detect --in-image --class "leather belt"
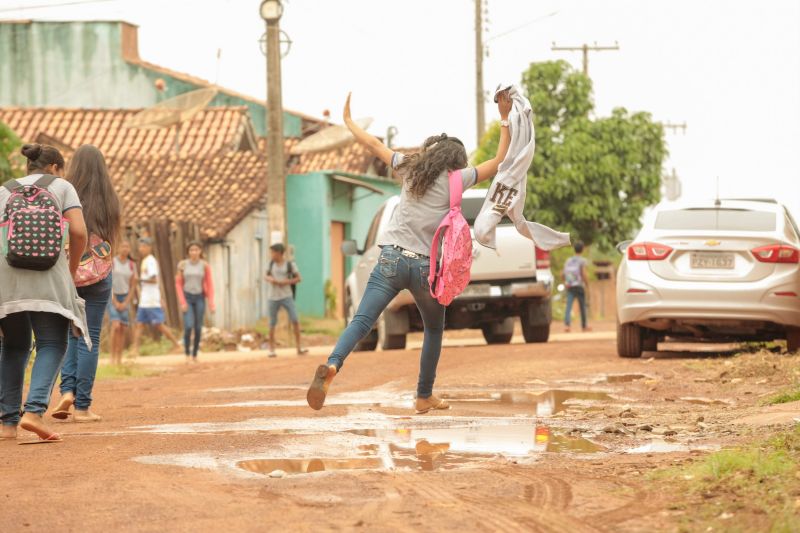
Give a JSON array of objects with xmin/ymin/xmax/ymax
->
[{"xmin": 383, "ymin": 245, "xmax": 429, "ymax": 259}]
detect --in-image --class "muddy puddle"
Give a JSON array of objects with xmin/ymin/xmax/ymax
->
[{"xmin": 439, "ymin": 390, "xmax": 612, "ymax": 416}]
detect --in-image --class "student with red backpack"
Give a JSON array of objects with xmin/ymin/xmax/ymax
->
[
  {"xmin": 0, "ymin": 143, "xmax": 89, "ymax": 443},
  {"xmin": 307, "ymin": 91, "xmax": 513, "ymax": 414}
]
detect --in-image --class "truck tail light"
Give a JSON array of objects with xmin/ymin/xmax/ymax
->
[
  {"xmin": 627, "ymin": 242, "xmax": 673, "ymax": 261},
  {"xmin": 535, "ymin": 248, "xmax": 550, "ymax": 269},
  {"xmin": 751, "ymin": 244, "xmax": 800, "ymax": 264}
]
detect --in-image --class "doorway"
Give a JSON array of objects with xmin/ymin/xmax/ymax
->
[{"xmin": 330, "ymin": 222, "xmax": 346, "ymax": 319}]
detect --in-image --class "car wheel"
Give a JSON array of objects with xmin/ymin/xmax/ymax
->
[
  {"xmin": 521, "ymin": 321, "xmax": 550, "ymax": 343},
  {"xmin": 346, "ymin": 292, "xmax": 377, "ymax": 352},
  {"xmin": 378, "ymin": 314, "xmax": 406, "ymax": 350},
  {"xmin": 482, "ymin": 318, "xmax": 514, "ymax": 345},
  {"xmin": 617, "ymin": 321, "xmax": 643, "ymax": 358},
  {"xmin": 787, "ymin": 327, "xmax": 800, "ymax": 353}
]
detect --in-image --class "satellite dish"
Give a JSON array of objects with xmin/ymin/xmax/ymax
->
[
  {"xmin": 125, "ymin": 88, "xmax": 218, "ymax": 129},
  {"xmin": 290, "ymin": 117, "xmax": 373, "ymax": 155}
]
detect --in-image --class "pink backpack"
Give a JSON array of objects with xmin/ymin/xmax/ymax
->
[{"xmin": 428, "ymin": 170, "xmax": 473, "ymax": 306}]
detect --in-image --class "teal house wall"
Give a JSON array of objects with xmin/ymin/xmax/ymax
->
[
  {"xmin": 287, "ymin": 172, "xmax": 400, "ymax": 317},
  {"xmin": 0, "ymin": 20, "xmax": 302, "ymax": 137}
]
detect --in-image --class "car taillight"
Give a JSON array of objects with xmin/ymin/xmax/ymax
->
[
  {"xmin": 535, "ymin": 248, "xmax": 550, "ymax": 269},
  {"xmin": 627, "ymin": 242, "xmax": 673, "ymax": 261},
  {"xmin": 751, "ymin": 245, "xmax": 800, "ymax": 264}
]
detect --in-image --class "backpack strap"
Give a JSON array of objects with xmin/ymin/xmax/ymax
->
[
  {"xmin": 447, "ymin": 170, "xmax": 464, "ymax": 210},
  {"xmin": 2, "ymin": 179, "xmax": 22, "ymax": 193},
  {"xmin": 34, "ymin": 175, "xmax": 57, "ymax": 189},
  {"xmin": 268, "ymin": 261, "xmax": 274, "ymax": 276},
  {"xmin": 287, "ymin": 260, "xmax": 294, "ymax": 276}
]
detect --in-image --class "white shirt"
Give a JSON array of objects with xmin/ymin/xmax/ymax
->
[{"xmin": 139, "ymin": 255, "xmax": 162, "ymax": 308}]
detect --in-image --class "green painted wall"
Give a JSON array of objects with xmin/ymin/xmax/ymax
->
[
  {"xmin": 287, "ymin": 172, "xmax": 400, "ymax": 317},
  {"xmin": 0, "ymin": 20, "xmax": 300, "ymax": 137}
]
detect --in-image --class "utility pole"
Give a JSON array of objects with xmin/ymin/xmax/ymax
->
[
  {"xmin": 474, "ymin": 0, "xmax": 485, "ymax": 146},
  {"xmin": 260, "ymin": 0, "xmax": 286, "ymax": 246},
  {"xmin": 551, "ymin": 41, "xmax": 619, "ymax": 77},
  {"xmin": 661, "ymin": 121, "xmax": 687, "ymax": 135},
  {"xmin": 660, "ymin": 121, "xmax": 687, "ymax": 201}
]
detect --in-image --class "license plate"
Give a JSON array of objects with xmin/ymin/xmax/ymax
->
[
  {"xmin": 461, "ymin": 284, "xmax": 491, "ymax": 298},
  {"xmin": 690, "ymin": 252, "xmax": 735, "ymax": 269}
]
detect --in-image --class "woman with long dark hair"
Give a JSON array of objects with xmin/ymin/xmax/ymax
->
[
  {"xmin": 0, "ymin": 143, "xmax": 89, "ymax": 442},
  {"xmin": 52, "ymin": 144, "xmax": 120, "ymax": 423},
  {"xmin": 175, "ymin": 241, "xmax": 215, "ymax": 362},
  {"xmin": 307, "ymin": 92, "xmax": 512, "ymax": 414}
]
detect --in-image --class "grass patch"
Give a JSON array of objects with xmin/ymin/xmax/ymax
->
[
  {"xmin": 134, "ymin": 336, "xmax": 176, "ymax": 357},
  {"xmin": 653, "ymin": 426, "xmax": 800, "ymax": 531},
  {"xmin": 764, "ymin": 385, "xmax": 800, "ymax": 406},
  {"xmin": 95, "ymin": 363, "xmax": 158, "ymax": 380}
]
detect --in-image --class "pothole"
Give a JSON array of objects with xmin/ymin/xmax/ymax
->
[{"xmin": 439, "ymin": 390, "xmax": 613, "ymax": 416}]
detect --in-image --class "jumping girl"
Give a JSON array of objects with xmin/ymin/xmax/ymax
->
[{"xmin": 307, "ymin": 91, "xmax": 512, "ymax": 414}]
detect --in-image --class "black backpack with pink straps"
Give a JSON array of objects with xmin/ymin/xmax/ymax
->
[{"xmin": 1, "ymin": 175, "xmax": 66, "ymax": 271}]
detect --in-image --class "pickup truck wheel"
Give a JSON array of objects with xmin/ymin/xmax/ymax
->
[
  {"xmin": 787, "ymin": 328, "xmax": 800, "ymax": 353},
  {"xmin": 378, "ymin": 315, "xmax": 406, "ymax": 351},
  {"xmin": 521, "ymin": 322, "xmax": 550, "ymax": 343},
  {"xmin": 346, "ymin": 292, "xmax": 377, "ymax": 352},
  {"xmin": 617, "ymin": 321, "xmax": 643, "ymax": 358},
  {"xmin": 482, "ymin": 318, "xmax": 514, "ymax": 345}
]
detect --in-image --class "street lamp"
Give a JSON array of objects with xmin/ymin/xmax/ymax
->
[{"xmin": 260, "ymin": 0, "xmax": 286, "ymax": 246}]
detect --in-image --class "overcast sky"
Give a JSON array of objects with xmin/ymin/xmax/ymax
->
[{"xmin": 3, "ymin": 0, "xmax": 799, "ymax": 217}]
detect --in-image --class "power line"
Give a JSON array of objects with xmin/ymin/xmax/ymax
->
[
  {"xmin": 485, "ymin": 10, "xmax": 559, "ymax": 43},
  {"xmin": 551, "ymin": 41, "xmax": 620, "ymax": 77},
  {"xmin": 0, "ymin": 0, "xmax": 119, "ymax": 14}
]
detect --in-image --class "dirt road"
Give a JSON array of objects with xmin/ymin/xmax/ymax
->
[{"xmin": 2, "ymin": 328, "xmax": 798, "ymax": 532}]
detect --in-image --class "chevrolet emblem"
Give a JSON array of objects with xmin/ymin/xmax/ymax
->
[{"xmin": 705, "ymin": 240, "xmax": 721, "ymax": 246}]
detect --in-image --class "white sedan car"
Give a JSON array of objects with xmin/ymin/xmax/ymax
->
[{"xmin": 616, "ymin": 199, "xmax": 800, "ymax": 357}]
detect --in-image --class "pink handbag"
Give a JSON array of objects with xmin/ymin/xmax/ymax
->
[
  {"xmin": 74, "ymin": 233, "xmax": 112, "ymax": 287},
  {"xmin": 428, "ymin": 170, "xmax": 473, "ymax": 306}
]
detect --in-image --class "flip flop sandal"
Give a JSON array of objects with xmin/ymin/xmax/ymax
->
[
  {"xmin": 307, "ymin": 364, "xmax": 331, "ymax": 411},
  {"xmin": 415, "ymin": 398, "xmax": 450, "ymax": 415},
  {"xmin": 267, "ymin": 351, "xmax": 278, "ymax": 358},
  {"xmin": 297, "ymin": 348, "xmax": 309, "ymax": 355},
  {"xmin": 51, "ymin": 410, "xmax": 71, "ymax": 420},
  {"xmin": 18, "ymin": 433, "xmax": 62, "ymax": 445}
]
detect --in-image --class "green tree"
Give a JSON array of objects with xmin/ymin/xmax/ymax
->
[
  {"xmin": 474, "ymin": 60, "xmax": 666, "ymax": 251},
  {"xmin": 0, "ymin": 120, "xmax": 22, "ymax": 183}
]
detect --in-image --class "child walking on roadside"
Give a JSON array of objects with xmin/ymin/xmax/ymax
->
[
  {"xmin": 53, "ymin": 144, "xmax": 121, "ymax": 423},
  {"xmin": 176, "ymin": 241, "xmax": 215, "ymax": 362},
  {"xmin": 265, "ymin": 243, "xmax": 307, "ymax": 357},
  {"xmin": 306, "ymin": 91, "xmax": 513, "ymax": 414},
  {"xmin": 563, "ymin": 240, "xmax": 591, "ymax": 333},
  {"xmin": 108, "ymin": 240, "xmax": 137, "ymax": 365},
  {"xmin": 132, "ymin": 238, "xmax": 180, "ymax": 355},
  {"xmin": 0, "ymin": 144, "xmax": 89, "ymax": 443}
]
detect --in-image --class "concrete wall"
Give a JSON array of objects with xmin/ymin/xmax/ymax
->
[
  {"xmin": 287, "ymin": 172, "xmax": 400, "ymax": 317},
  {"xmin": 206, "ymin": 209, "xmax": 270, "ymax": 329},
  {"xmin": 0, "ymin": 20, "xmax": 299, "ymax": 137}
]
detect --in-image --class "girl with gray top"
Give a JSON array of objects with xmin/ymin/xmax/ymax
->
[
  {"xmin": 307, "ymin": 92, "xmax": 513, "ymax": 414},
  {"xmin": 176, "ymin": 241, "xmax": 215, "ymax": 361},
  {"xmin": 0, "ymin": 144, "xmax": 89, "ymax": 443},
  {"xmin": 108, "ymin": 237, "xmax": 137, "ymax": 365}
]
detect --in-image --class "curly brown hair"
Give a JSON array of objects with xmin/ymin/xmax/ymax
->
[{"xmin": 396, "ymin": 133, "xmax": 468, "ymax": 199}]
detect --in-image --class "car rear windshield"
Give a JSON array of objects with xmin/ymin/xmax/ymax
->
[
  {"xmin": 655, "ymin": 209, "xmax": 776, "ymax": 231},
  {"xmin": 461, "ymin": 196, "xmax": 513, "ymax": 226}
]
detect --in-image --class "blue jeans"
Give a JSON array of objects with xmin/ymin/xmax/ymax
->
[
  {"xmin": 268, "ymin": 297, "xmax": 299, "ymax": 327},
  {"xmin": 60, "ymin": 275, "xmax": 112, "ymax": 410},
  {"xmin": 328, "ymin": 246, "xmax": 445, "ymax": 398},
  {"xmin": 565, "ymin": 286, "xmax": 587, "ymax": 329},
  {"xmin": 0, "ymin": 312, "xmax": 69, "ymax": 426},
  {"xmin": 183, "ymin": 293, "xmax": 206, "ymax": 357}
]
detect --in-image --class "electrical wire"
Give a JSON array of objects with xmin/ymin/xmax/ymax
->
[
  {"xmin": 485, "ymin": 10, "xmax": 559, "ymax": 43},
  {"xmin": 0, "ymin": 0, "xmax": 120, "ymax": 14}
]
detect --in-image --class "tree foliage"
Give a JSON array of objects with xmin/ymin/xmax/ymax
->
[
  {"xmin": 0, "ymin": 120, "xmax": 22, "ymax": 183},
  {"xmin": 474, "ymin": 60, "xmax": 666, "ymax": 251}
]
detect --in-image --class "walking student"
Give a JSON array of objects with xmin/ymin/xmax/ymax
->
[
  {"xmin": 175, "ymin": 241, "xmax": 215, "ymax": 362},
  {"xmin": 0, "ymin": 143, "xmax": 89, "ymax": 442},
  {"xmin": 53, "ymin": 145, "xmax": 120, "ymax": 423},
  {"xmin": 108, "ymin": 239, "xmax": 137, "ymax": 365},
  {"xmin": 306, "ymin": 91, "xmax": 513, "ymax": 414},
  {"xmin": 563, "ymin": 240, "xmax": 591, "ymax": 333},
  {"xmin": 265, "ymin": 243, "xmax": 307, "ymax": 357},
  {"xmin": 132, "ymin": 237, "xmax": 180, "ymax": 354}
]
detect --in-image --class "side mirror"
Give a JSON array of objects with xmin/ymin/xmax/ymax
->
[
  {"xmin": 341, "ymin": 240, "xmax": 362, "ymax": 256},
  {"xmin": 616, "ymin": 240, "xmax": 632, "ymax": 254}
]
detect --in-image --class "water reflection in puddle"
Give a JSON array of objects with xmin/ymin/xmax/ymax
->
[
  {"xmin": 439, "ymin": 390, "xmax": 612, "ymax": 416},
  {"xmin": 238, "ymin": 457, "xmax": 387, "ymax": 475}
]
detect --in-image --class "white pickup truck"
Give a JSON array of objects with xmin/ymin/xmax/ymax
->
[{"xmin": 342, "ymin": 188, "xmax": 554, "ymax": 350}]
